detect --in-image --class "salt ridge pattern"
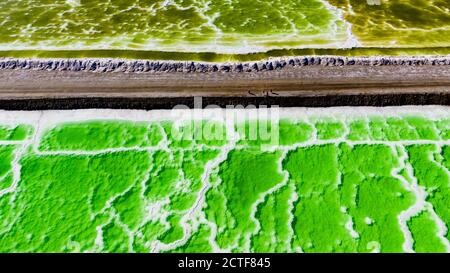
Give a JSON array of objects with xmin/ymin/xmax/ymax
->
[
  {"xmin": 0, "ymin": 0, "xmax": 448, "ymax": 54},
  {"xmin": 0, "ymin": 107, "xmax": 450, "ymax": 252}
]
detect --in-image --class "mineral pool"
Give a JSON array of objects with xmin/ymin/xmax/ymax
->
[
  {"xmin": 0, "ymin": 0, "xmax": 449, "ymax": 57},
  {"xmin": 0, "ymin": 106, "xmax": 450, "ymax": 253}
]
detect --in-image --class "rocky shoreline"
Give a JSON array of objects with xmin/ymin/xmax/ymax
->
[{"xmin": 1, "ymin": 56, "xmax": 450, "ymax": 73}]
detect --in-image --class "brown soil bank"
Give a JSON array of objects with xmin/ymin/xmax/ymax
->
[{"xmin": 0, "ymin": 56, "xmax": 449, "ymax": 109}]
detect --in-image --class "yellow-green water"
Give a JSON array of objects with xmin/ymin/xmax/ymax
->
[{"xmin": 0, "ymin": 0, "xmax": 449, "ymax": 60}]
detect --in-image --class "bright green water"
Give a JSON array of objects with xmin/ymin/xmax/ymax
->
[
  {"xmin": 0, "ymin": 0, "xmax": 448, "ymax": 59},
  {"xmin": 1, "ymin": 108, "xmax": 450, "ymax": 252}
]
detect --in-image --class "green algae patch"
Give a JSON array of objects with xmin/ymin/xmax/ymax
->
[
  {"xmin": 436, "ymin": 119, "xmax": 450, "ymax": 140},
  {"xmin": 158, "ymin": 214, "xmax": 185, "ymax": 245},
  {"xmin": 169, "ymin": 225, "xmax": 213, "ymax": 253},
  {"xmin": 285, "ymin": 144, "xmax": 358, "ymax": 252},
  {"xmin": 346, "ymin": 116, "xmax": 444, "ymax": 141},
  {"xmin": 404, "ymin": 117, "xmax": 440, "ymax": 140},
  {"xmin": 102, "ymin": 220, "xmax": 131, "ymax": 253},
  {"xmin": 278, "ymin": 120, "xmax": 313, "ymax": 145},
  {"xmin": 0, "ymin": 125, "xmax": 33, "ymax": 141},
  {"xmin": 0, "ymin": 145, "xmax": 16, "ymax": 176},
  {"xmin": 162, "ymin": 121, "xmax": 228, "ymax": 148},
  {"xmin": 39, "ymin": 121, "xmax": 163, "ymax": 151},
  {"xmin": 347, "ymin": 119, "xmax": 371, "ymax": 141},
  {"xmin": 0, "ymin": 145, "xmax": 17, "ymax": 191},
  {"xmin": 315, "ymin": 120, "xmax": 346, "ymax": 140},
  {"xmin": 408, "ymin": 210, "xmax": 447, "ymax": 253},
  {"xmin": 0, "ymin": 151, "xmax": 151, "ymax": 252},
  {"xmin": 338, "ymin": 144, "xmax": 415, "ymax": 253},
  {"xmin": 207, "ymin": 149, "xmax": 284, "ymax": 251},
  {"xmin": 407, "ymin": 145, "xmax": 450, "ymax": 241},
  {"xmin": 236, "ymin": 120, "xmax": 282, "ymax": 148},
  {"xmin": 251, "ymin": 182, "xmax": 295, "ymax": 252},
  {"xmin": 385, "ymin": 118, "xmax": 420, "ymax": 140}
]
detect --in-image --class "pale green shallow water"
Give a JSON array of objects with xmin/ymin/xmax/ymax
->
[{"xmin": 0, "ymin": 0, "xmax": 449, "ymax": 60}]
